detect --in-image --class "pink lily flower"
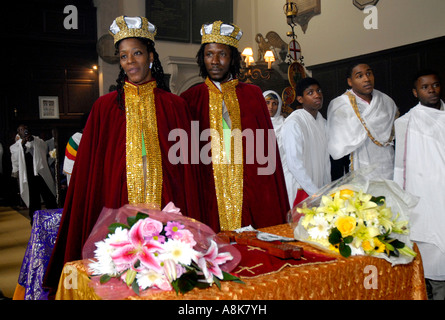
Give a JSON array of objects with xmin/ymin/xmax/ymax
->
[
  {"xmin": 195, "ymin": 240, "xmax": 233, "ymax": 283},
  {"xmin": 111, "ymin": 219, "xmax": 164, "ymax": 273}
]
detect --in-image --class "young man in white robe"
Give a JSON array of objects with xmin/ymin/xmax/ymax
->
[
  {"xmin": 394, "ymin": 70, "xmax": 445, "ymax": 300},
  {"xmin": 327, "ymin": 63, "xmax": 398, "ymax": 180},
  {"xmin": 10, "ymin": 125, "xmax": 57, "ymax": 223},
  {"xmin": 281, "ymin": 78, "xmax": 331, "ymax": 208}
]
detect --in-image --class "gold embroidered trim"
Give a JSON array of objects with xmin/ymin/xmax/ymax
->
[
  {"xmin": 124, "ymin": 81, "xmax": 162, "ymax": 207},
  {"xmin": 206, "ymin": 78, "xmax": 244, "ymax": 231},
  {"xmin": 345, "ymin": 91, "xmax": 395, "ymax": 148}
]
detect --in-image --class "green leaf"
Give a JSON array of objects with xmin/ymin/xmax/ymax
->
[
  {"xmin": 171, "ymin": 280, "xmax": 180, "ymax": 294},
  {"xmin": 214, "ymin": 276, "xmax": 222, "ymax": 290},
  {"xmin": 343, "ymin": 236, "xmax": 354, "ymax": 244},
  {"xmin": 385, "ymin": 242, "xmax": 395, "ymax": 252},
  {"xmin": 371, "ymin": 196, "xmax": 386, "ymax": 205},
  {"xmin": 131, "ymin": 279, "xmax": 140, "ymax": 296},
  {"xmin": 390, "ymin": 248, "xmax": 400, "ymax": 257},
  {"xmin": 108, "ymin": 222, "xmax": 129, "ymax": 234},
  {"xmin": 329, "ymin": 228, "xmax": 342, "ymax": 245},
  {"xmin": 100, "ymin": 274, "xmax": 112, "ymax": 284},
  {"xmin": 391, "ymin": 239, "xmax": 406, "ymax": 249},
  {"xmin": 126, "ymin": 212, "xmax": 148, "ymax": 227},
  {"xmin": 222, "ymin": 271, "xmax": 244, "ymax": 283},
  {"xmin": 176, "ymin": 271, "xmax": 199, "ymax": 294},
  {"xmin": 339, "ymin": 242, "xmax": 351, "ymax": 258}
]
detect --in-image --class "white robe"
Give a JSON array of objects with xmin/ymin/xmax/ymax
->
[
  {"xmin": 263, "ymin": 90, "xmax": 286, "ymax": 171},
  {"xmin": 282, "ymin": 109, "xmax": 331, "ymax": 207},
  {"xmin": 10, "ymin": 136, "xmax": 56, "ymax": 208},
  {"xmin": 394, "ymin": 101, "xmax": 445, "ymax": 280},
  {"xmin": 327, "ymin": 89, "xmax": 398, "ymax": 180}
]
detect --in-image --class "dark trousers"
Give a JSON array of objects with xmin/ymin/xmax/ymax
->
[
  {"xmin": 24, "ymin": 151, "xmax": 57, "ymax": 224},
  {"xmin": 27, "ymin": 173, "xmax": 58, "ymax": 224}
]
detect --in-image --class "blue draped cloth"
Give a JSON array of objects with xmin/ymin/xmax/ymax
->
[{"xmin": 18, "ymin": 209, "xmax": 62, "ymax": 300}]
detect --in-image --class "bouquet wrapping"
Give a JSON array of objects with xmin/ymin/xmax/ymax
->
[
  {"xmin": 289, "ymin": 169, "xmax": 419, "ymax": 266},
  {"xmin": 82, "ymin": 202, "xmax": 242, "ymax": 299}
]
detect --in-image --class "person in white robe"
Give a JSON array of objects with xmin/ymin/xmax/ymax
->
[
  {"xmin": 394, "ymin": 70, "xmax": 445, "ymax": 300},
  {"xmin": 10, "ymin": 125, "xmax": 57, "ymax": 223},
  {"xmin": 263, "ymin": 90, "xmax": 286, "ymax": 170},
  {"xmin": 282, "ymin": 78, "xmax": 331, "ymax": 208},
  {"xmin": 327, "ymin": 63, "xmax": 398, "ymax": 181}
]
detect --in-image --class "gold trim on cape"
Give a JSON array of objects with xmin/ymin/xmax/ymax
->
[
  {"xmin": 206, "ymin": 78, "xmax": 243, "ymax": 231},
  {"xmin": 124, "ymin": 81, "xmax": 163, "ymax": 207}
]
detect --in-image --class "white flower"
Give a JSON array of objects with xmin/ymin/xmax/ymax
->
[
  {"xmin": 136, "ymin": 269, "xmax": 170, "ymax": 290},
  {"xmin": 89, "ymin": 227, "xmax": 130, "ymax": 275},
  {"xmin": 106, "ymin": 227, "xmax": 129, "ymax": 245},
  {"xmin": 89, "ymin": 241, "xmax": 117, "ymax": 275},
  {"xmin": 307, "ymin": 214, "xmax": 330, "ymax": 240},
  {"xmin": 160, "ymin": 239, "xmax": 197, "ymax": 266}
]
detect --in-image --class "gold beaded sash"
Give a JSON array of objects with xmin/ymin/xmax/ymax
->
[
  {"xmin": 206, "ymin": 78, "xmax": 244, "ymax": 231},
  {"xmin": 345, "ymin": 91, "xmax": 395, "ymax": 148},
  {"xmin": 124, "ymin": 81, "xmax": 163, "ymax": 207}
]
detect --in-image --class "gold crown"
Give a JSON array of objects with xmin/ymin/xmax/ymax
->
[
  {"xmin": 201, "ymin": 21, "xmax": 243, "ymax": 48},
  {"xmin": 109, "ymin": 16, "xmax": 157, "ymax": 44}
]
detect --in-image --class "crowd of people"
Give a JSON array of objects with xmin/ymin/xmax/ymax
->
[
  {"xmin": 4, "ymin": 15, "xmax": 441, "ymax": 300},
  {"xmin": 272, "ymin": 67, "xmax": 444, "ymax": 300}
]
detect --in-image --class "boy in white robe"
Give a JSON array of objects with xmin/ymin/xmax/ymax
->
[
  {"xmin": 327, "ymin": 63, "xmax": 398, "ymax": 180},
  {"xmin": 394, "ymin": 70, "xmax": 445, "ymax": 300},
  {"xmin": 282, "ymin": 78, "xmax": 331, "ymax": 208}
]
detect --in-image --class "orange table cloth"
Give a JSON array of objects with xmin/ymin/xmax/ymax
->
[{"xmin": 55, "ymin": 224, "xmax": 427, "ymax": 300}]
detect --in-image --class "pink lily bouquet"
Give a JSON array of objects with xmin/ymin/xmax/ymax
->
[{"xmin": 86, "ymin": 203, "xmax": 242, "ymax": 297}]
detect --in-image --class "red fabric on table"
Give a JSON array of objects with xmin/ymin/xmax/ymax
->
[{"xmin": 232, "ymin": 243, "xmax": 337, "ymax": 278}]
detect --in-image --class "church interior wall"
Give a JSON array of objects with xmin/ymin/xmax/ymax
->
[{"xmin": 95, "ymin": 0, "xmax": 445, "ymax": 95}]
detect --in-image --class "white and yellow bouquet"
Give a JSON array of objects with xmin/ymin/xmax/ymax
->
[{"xmin": 290, "ymin": 170, "xmax": 419, "ymax": 265}]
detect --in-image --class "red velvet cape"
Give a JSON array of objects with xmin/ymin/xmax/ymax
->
[
  {"xmin": 181, "ymin": 81, "xmax": 290, "ymax": 232},
  {"xmin": 44, "ymin": 85, "xmax": 201, "ymax": 293}
]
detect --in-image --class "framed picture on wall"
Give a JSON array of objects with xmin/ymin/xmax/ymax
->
[
  {"xmin": 191, "ymin": 0, "xmax": 233, "ymax": 44},
  {"xmin": 39, "ymin": 96, "xmax": 59, "ymax": 119},
  {"xmin": 146, "ymin": 0, "xmax": 191, "ymax": 42},
  {"xmin": 145, "ymin": 0, "xmax": 233, "ymax": 44}
]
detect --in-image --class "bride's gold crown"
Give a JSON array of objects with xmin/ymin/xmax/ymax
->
[{"xmin": 109, "ymin": 16, "xmax": 157, "ymax": 44}]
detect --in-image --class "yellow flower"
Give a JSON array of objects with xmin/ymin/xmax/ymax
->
[
  {"xmin": 373, "ymin": 238, "xmax": 386, "ymax": 254},
  {"xmin": 335, "ymin": 216, "xmax": 357, "ymax": 237},
  {"xmin": 329, "ymin": 244, "xmax": 340, "ymax": 253},
  {"xmin": 362, "ymin": 238, "xmax": 386, "ymax": 255},
  {"xmin": 377, "ymin": 204, "xmax": 394, "ymax": 232},
  {"xmin": 392, "ymin": 213, "xmax": 409, "ymax": 235},
  {"xmin": 339, "ymin": 189, "xmax": 355, "ymax": 200},
  {"xmin": 353, "ymin": 223, "xmax": 379, "ymax": 248},
  {"xmin": 362, "ymin": 240, "xmax": 373, "ymax": 252},
  {"xmin": 348, "ymin": 191, "xmax": 377, "ymax": 216},
  {"xmin": 297, "ymin": 203, "xmax": 317, "ymax": 229},
  {"xmin": 317, "ymin": 192, "xmax": 345, "ymax": 221}
]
